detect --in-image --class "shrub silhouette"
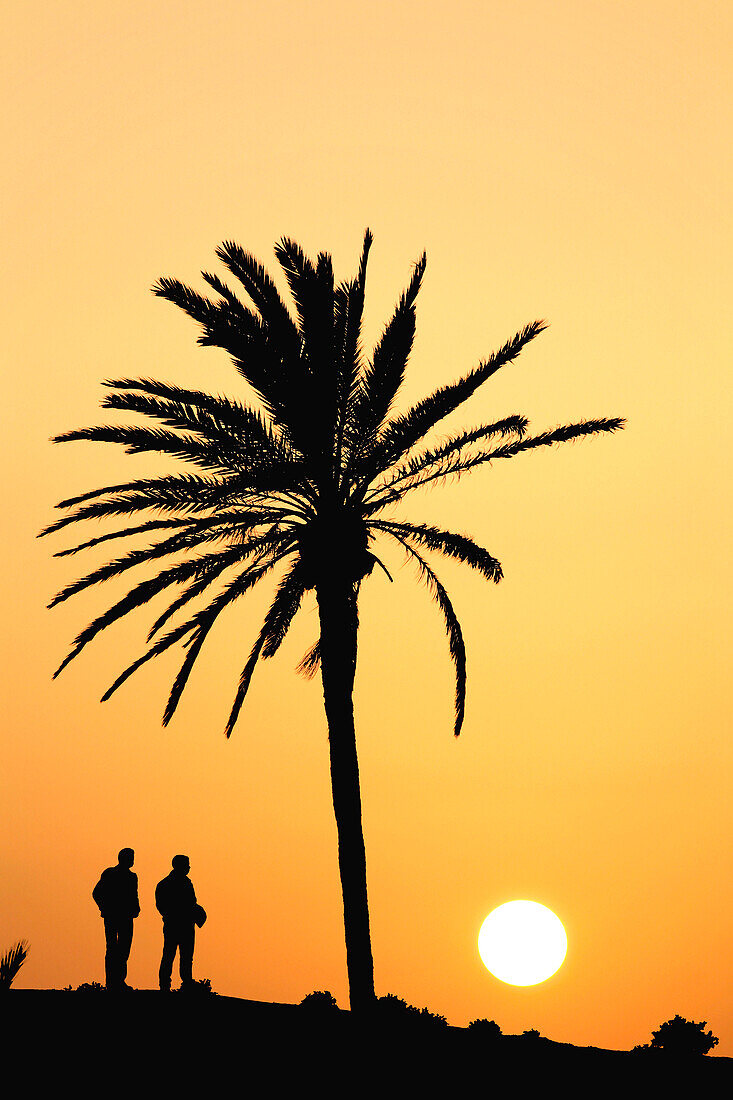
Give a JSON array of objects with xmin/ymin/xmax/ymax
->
[
  {"xmin": 373, "ymin": 994, "xmax": 448, "ymax": 1030},
  {"xmin": 414, "ymin": 1006, "xmax": 448, "ymax": 1029},
  {"xmin": 175, "ymin": 977, "xmax": 216, "ymax": 995},
  {"xmin": 64, "ymin": 981, "xmax": 106, "ymax": 993},
  {"xmin": 468, "ymin": 1018, "xmax": 502, "ymax": 1041},
  {"xmin": 645, "ymin": 1015, "xmax": 719, "ymax": 1056},
  {"xmin": 0, "ymin": 941, "xmax": 29, "ymax": 989},
  {"xmin": 299, "ymin": 990, "xmax": 340, "ymax": 1012}
]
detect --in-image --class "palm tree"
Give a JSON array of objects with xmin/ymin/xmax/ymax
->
[
  {"xmin": 0, "ymin": 940, "xmax": 29, "ymax": 989},
  {"xmin": 41, "ymin": 231, "xmax": 623, "ymax": 1011}
]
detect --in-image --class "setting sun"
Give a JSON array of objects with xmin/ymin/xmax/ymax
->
[{"xmin": 478, "ymin": 901, "xmax": 568, "ymax": 987}]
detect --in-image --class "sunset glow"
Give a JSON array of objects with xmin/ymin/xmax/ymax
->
[{"xmin": 2, "ymin": 0, "xmax": 731, "ymax": 1056}]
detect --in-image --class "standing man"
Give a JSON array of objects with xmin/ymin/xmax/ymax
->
[
  {"xmin": 155, "ymin": 854, "xmax": 203, "ymax": 992},
  {"xmin": 92, "ymin": 847, "xmax": 140, "ymax": 990}
]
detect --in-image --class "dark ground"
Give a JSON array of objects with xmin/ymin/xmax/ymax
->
[{"xmin": 5, "ymin": 990, "xmax": 731, "ymax": 1091}]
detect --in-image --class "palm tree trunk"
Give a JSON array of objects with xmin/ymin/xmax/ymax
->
[{"xmin": 316, "ymin": 575, "xmax": 375, "ymax": 1012}]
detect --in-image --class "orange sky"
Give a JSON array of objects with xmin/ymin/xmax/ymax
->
[{"xmin": 2, "ymin": 0, "xmax": 731, "ymax": 1053}]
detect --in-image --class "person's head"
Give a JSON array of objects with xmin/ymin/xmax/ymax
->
[
  {"xmin": 172, "ymin": 854, "xmax": 190, "ymax": 875},
  {"xmin": 118, "ymin": 848, "xmax": 134, "ymax": 868}
]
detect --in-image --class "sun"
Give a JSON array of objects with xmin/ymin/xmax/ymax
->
[{"xmin": 478, "ymin": 900, "xmax": 567, "ymax": 986}]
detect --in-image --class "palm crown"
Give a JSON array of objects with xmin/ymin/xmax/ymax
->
[
  {"xmin": 43, "ymin": 231, "xmax": 622, "ymax": 1010},
  {"xmin": 42, "ymin": 230, "xmax": 622, "ymax": 738}
]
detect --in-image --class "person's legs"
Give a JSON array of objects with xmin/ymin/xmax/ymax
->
[
  {"xmin": 178, "ymin": 925, "xmax": 195, "ymax": 986},
  {"xmin": 117, "ymin": 918, "xmax": 134, "ymax": 985},
  {"xmin": 103, "ymin": 917, "xmax": 120, "ymax": 989},
  {"xmin": 159, "ymin": 926, "xmax": 177, "ymax": 991}
]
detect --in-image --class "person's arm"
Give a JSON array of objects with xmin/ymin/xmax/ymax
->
[
  {"xmin": 92, "ymin": 870, "xmax": 107, "ymax": 913},
  {"xmin": 155, "ymin": 880, "xmax": 167, "ymax": 919},
  {"xmin": 132, "ymin": 872, "xmax": 140, "ymax": 917}
]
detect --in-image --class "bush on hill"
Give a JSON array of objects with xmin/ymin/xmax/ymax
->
[
  {"xmin": 299, "ymin": 990, "xmax": 340, "ymax": 1012},
  {"xmin": 634, "ymin": 1015, "xmax": 719, "ymax": 1056},
  {"xmin": 467, "ymin": 1018, "xmax": 502, "ymax": 1041},
  {"xmin": 373, "ymin": 994, "xmax": 448, "ymax": 1031}
]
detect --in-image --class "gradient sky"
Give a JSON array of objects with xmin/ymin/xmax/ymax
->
[{"xmin": 2, "ymin": 1, "xmax": 731, "ymax": 1054}]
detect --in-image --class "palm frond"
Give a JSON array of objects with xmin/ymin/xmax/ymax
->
[
  {"xmin": 261, "ymin": 563, "xmax": 308, "ymax": 659},
  {"xmin": 273, "ymin": 238, "xmax": 323, "ymax": 340},
  {"xmin": 52, "ymin": 420, "xmax": 301, "ymax": 482},
  {"xmin": 363, "ymin": 415, "xmax": 528, "ymax": 509},
  {"xmin": 150, "ymin": 277, "xmax": 224, "ymax": 333},
  {"xmin": 51, "ymin": 536, "xmax": 281, "ymax": 678},
  {"xmin": 52, "ymin": 511, "xmax": 272, "ymax": 559},
  {"xmin": 101, "ymin": 618, "xmax": 199, "ymax": 702},
  {"xmin": 224, "ymin": 557, "xmax": 307, "ymax": 737},
  {"xmin": 156, "ymin": 254, "xmax": 315, "ymax": 459},
  {"xmin": 163, "ymin": 550, "xmax": 298, "ymax": 725},
  {"xmin": 360, "ymin": 320, "xmax": 547, "ymax": 483},
  {"xmin": 338, "ymin": 231, "xmax": 372, "ymax": 397},
  {"xmin": 382, "ymin": 531, "xmax": 466, "ymax": 736},
  {"xmin": 41, "ymin": 471, "xmax": 311, "ymax": 541},
  {"xmin": 101, "ymin": 549, "xmax": 293, "ymax": 709},
  {"xmin": 52, "ymin": 517, "xmax": 206, "ymax": 558},
  {"xmin": 334, "ymin": 229, "xmax": 373, "ymax": 491},
  {"xmin": 0, "ymin": 940, "xmax": 29, "ymax": 989},
  {"xmin": 483, "ymin": 416, "xmax": 626, "ymax": 459},
  {"xmin": 345, "ymin": 252, "xmax": 426, "ymax": 468},
  {"xmin": 296, "ymin": 639, "xmax": 321, "ymax": 679},
  {"xmin": 162, "ymin": 625, "xmax": 212, "ymax": 725},
  {"xmin": 273, "ymin": 239, "xmax": 337, "ymax": 474},
  {"xmin": 48, "ymin": 518, "xmax": 278, "ymax": 610},
  {"xmin": 40, "ymin": 479, "xmax": 236, "ymax": 537},
  {"xmin": 146, "ymin": 545, "xmax": 255, "ymax": 641},
  {"xmin": 103, "ymin": 377, "xmax": 254, "ymax": 416},
  {"xmin": 51, "ymin": 423, "xmax": 246, "ymax": 473},
  {"xmin": 102, "ymin": 388, "xmax": 285, "ymax": 461},
  {"xmin": 153, "ymin": 274, "xmax": 269, "ymax": 362},
  {"xmin": 371, "ymin": 520, "xmax": 503, "ymax": 583},
  {"xmin": 214, "ymin": 240, "xmax": 300, "ymax": 345},
  {"xmin": 199, "ymin": 269, "xmax": 257, "ymax": 319},
  {"xmin": 102, "ymin": 388, "xmax": 313, "ymax": 493},
  {"xmin": 46, "ymin": 472, "xmax": 241, "ymax": 519},
  {"xmin": 368, "ymin": 416, "xmax": 625, "ymax": 505}
]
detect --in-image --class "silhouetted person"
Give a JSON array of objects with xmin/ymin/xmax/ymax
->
[
  {"xmin": 92, "ymin": 847, "xmax": 140, "ymax": 990},
  {"xmin": 155, "ymin": 854, "xmax": 203, "ymax": 991}
]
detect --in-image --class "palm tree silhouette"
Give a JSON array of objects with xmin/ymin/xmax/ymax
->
[
  {"xmin": 0, "ymin": 940, "xmax": 29, "ymax": 989},
  {"xmin": 42, "ymin": 231, "xmax": 623, "ymax": 1010}
]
